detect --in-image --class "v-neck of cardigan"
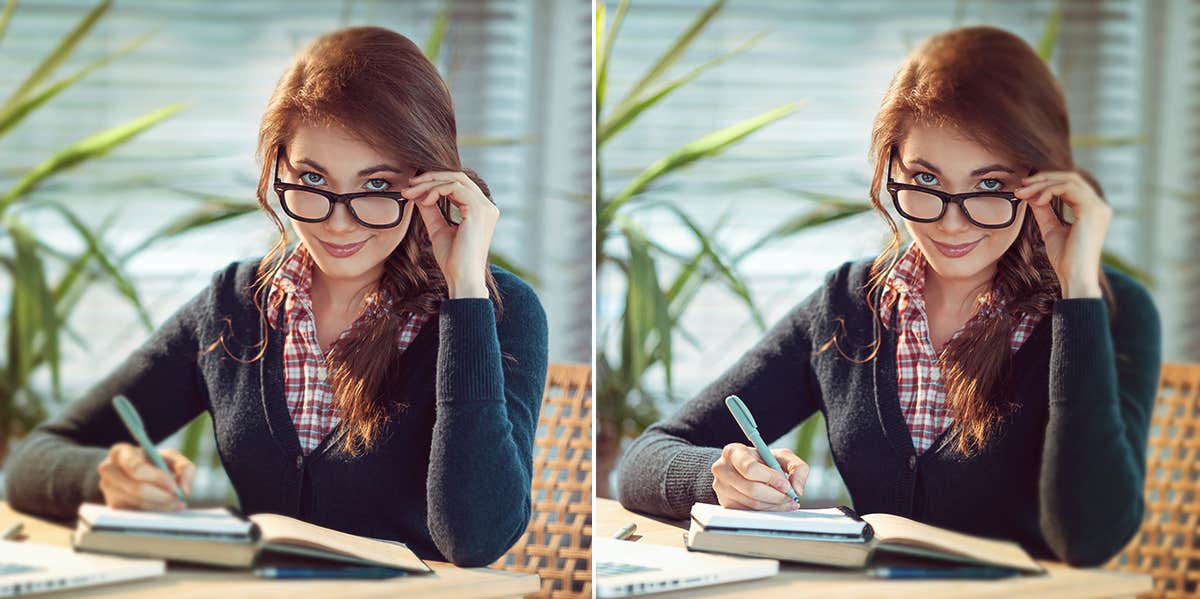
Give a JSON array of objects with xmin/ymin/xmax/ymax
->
[
  {"xmin": 871, "ymin": 298, "xmax": 1054, "ymax": 462},
  {"xmin": 258, "ymin": 301, "xmax": 439, "ymax": 463}
]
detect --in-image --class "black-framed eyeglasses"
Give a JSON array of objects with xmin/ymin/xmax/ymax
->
[
  {"xmin": 885, "ymin": 147, "xmax": 1024, "ymax": 229},
  {"xmin": 272, "ymin": 146, "xmax": 461, "ymax": 228}
]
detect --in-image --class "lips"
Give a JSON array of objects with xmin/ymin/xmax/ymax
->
[
  {"xmin": 318, "ymin": 238, "xmax": 369, "ymax": 258},
  {"xmin": 930, "ymin": 238, "xmax": 983, "ymax": 258}
]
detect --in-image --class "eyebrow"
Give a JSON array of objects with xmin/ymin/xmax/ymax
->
[
  {"xmin": 905, "ymin": 157, "xmax": 1016, "ymax": 177},
  {"xmin": 292, "ymin": 157, "xmax": 407, "ymax": 178}
]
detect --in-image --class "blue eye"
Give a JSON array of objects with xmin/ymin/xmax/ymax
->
[
  {"xmin": 365, "ymin": 178, "xmax": 390, "ymax": 192},
  {"xmin": 300, "ymin": 172, "xmax": 325, "ymax": 186},
  {"xmin": 914, "ymin": 172, "xmax": 939, "ymax": 186},
  {"xmin": 979, "ymin": 178, "xmax": 1004, "ymax": 192}
]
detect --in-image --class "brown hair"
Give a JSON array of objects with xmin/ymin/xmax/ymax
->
[
  {"xmin": 849, "ymin": 26, "xmax": 1113, "ymax": 455},
  {"xmin": 234, "ymin": 26, "xmax": 501, "ymax": 456}
]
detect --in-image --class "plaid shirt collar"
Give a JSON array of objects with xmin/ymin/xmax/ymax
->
[
  {"xmin": 878, "ymin": 242, "xmax": 1009, "ymax": 328},
  {"xmin": 266, "ymin": 245, "xmax": 394, "ymax": 327}
]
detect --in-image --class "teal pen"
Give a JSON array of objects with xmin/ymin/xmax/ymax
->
[
  {"xmin": 112, "ymin": 396, "xmax": 186, "ymax": 504},
  {"xmin": 254, "ymin": 567, "xmax": 409, "ymax": 579},
  {"xmin": 867, "ymin": 566, "xmax": 1020, "ymax": 579},
  {"xmin": 724, "ymin": 395, "xmax": 801, "ymax": 504}
]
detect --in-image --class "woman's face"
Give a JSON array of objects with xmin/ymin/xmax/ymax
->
[
  {"xmin": 280, "ymin": 124, "xmax": 417, "ymax": 287},
  {"xmin": 893, "ymin": 123, "xmax": 1028, "ymax": 285}
]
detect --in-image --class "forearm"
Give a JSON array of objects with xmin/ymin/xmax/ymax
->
[
  {"xmin": 426, "ymin": 298, "xmax": 546, "ymax": 567},
  {"xmin": 5, "ymin": 431, "xmax": 108, "ymax": 520},
  {"xmin": 1039, "ymin": 297, "xmax": 1157, "ymax": 566},
  {"xmin": 617, "ymin": 426, "xmax": 723, "ymax": 520}
]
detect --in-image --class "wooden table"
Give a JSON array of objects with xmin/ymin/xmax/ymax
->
[
  {"xmin": 0, "ymin": 503, "xmax": 538, "ymax": 598},
  {"xmin": 595, "ymin": 497, "xmax": 1151, "ymax": 598}
]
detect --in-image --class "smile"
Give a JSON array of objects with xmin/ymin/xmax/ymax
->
[
  {"xmin": 319, "ymin": 238, "xmax": 370, "ymax": 258},
  {"xmin": 930, "ymin": 238, "xmax": 983, "ymax": 258}
]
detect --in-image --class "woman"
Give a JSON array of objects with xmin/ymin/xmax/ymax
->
[
  {"xmin": 5, "ymin": 26, "xmax": 548, "ymax": 567},
  {"xmin": 617, "ymin": 26, "xmax": 1159, "ymax": 567}
]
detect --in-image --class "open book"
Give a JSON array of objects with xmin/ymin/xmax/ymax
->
[
  {"xmin": 686, "ymin": 503, "xmax": 1044, "ymax": 573},
  {"xmin": 73, "ymin": 503, "xmax": 431, "ymax": 573}
]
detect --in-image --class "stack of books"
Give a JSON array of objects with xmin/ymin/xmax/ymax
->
[
  {"xmin": 686, "ymin": 503, "xmax": 1044, "ymax": 573},
  {"xmin": 72, "ymin": 503, "xmax": 431, "ymax": 573}
]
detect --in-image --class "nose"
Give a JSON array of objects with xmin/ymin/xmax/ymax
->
[
  {"xmin": 324, "ymin": 201, "xmax": 359, "ymax": 234},
  {"xmin": 938, "ymin": 200, "xmax": 974, "ymax": 234}
]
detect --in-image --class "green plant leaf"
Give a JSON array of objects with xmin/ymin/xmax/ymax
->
[
  {"xmin": 737, "ymin": 199, "xmax": 873, "ymax": 260},
  {"xmin": 3, "ymin": 215, "xmax": 57, "ymax": 396},
  {"xmin": 600, "ymin": 31, "xmax": 767, "ymax": 144},
  {"xmin": 1101, "ymin": 250, "xmax": 1152, "ymax": 287},
  {"xmin": 456, "ymin": 134, "xmax": 530, "ymax": 147},
  {"xmin": 488, "ymin": 251, "xmax": 539, "ymax": 287},
  {"xmin": 595, "ymin": 0, "xmax": 629, "ymax": 112},
  {"xmin": 1036, "ymin": 5, "xmax": 1061, "ymax": 62},
  {"xmin": 793, "ymin": 412, "xmax": 825, "ymax": 460},
  {"xmin": 655, "ymin": 201, "xmax": 764, "ymax": 329},
  {"xmin": 123, "ymin": 196, "xmax": 259, "ymax": 258},
  {"xmin": 616, "ymin": 216, "xmax": 671, "ymax": 393},
  {"xmin": 423, "ymin": 6, "xmax": 449, "ymax": 62},
  {"xmin": 4, "ymin": 0, "xmax": 112, "ymax": 107},
  {"xmin": 601, "ymin": 102, "xmax": 798, "ymax": 221},
  {"xmin": 0, "ymin": 30, "xmax": 156, "ymax": 138},
  {"xmin": 39, "ymin": 201, "xmax": 152, "ymax": 329},
  {"xmin": 1069, "ymin": 134, "xmax": 1146, "ymax": 148},
  {"xmin": 0, "ymin": 0, "xmax": 16, "ymax": 45},
  {"xmin": 616, "ymin": 0, "xmax": 725, "ymax": 112},
  {"xmin": 179, "ymin": 414, "xmax": 212, "ymax": 462},
  {"xmin": 0, "ymin": 103, "xmax": 185, "ymax": 211}
]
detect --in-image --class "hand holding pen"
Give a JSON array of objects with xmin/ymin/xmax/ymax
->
[
  {"xmin": 710, "ymin": 395, "xmax": 810, "ymax": 511},
  {"xmin": 96, "ymin": 396, "xmax": 195, "ymax": 512}
]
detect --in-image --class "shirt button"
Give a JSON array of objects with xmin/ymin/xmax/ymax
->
[
  {"xmin": 295, "ymin": 455, "xmax": 303, "ymax": 470},
  {"xmin": 907, "ymin": 455, "xmax": 917, "ymax": 471}
]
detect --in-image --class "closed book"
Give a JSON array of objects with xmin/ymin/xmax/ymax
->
[
  {"xmin": 73, "ymin": 503, "xmax": 431, "ymax": 573},
  {"xmin": 685, "ymin": 503, "xmax": 1044, "ymax": 574}
]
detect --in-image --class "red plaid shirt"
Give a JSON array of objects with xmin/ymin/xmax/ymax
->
[
  {"xmin": 878, "ymin": 244, "xmax": 1041, "ymax": 454},
  {"xmin": 267, "ymin": 245, "xmax": 429, "ymax": 454}
]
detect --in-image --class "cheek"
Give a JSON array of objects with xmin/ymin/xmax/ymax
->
[
  {"xmin": 987, "ymin": 207, "xmax": 1028, "ymax": 256},
  {"xmin": 289, "ymin": 220, "xmax": 316, "ymax": 242},
  {"xmin": 370, "ymin": 204, "xmax": 415, "ymax": 254}
]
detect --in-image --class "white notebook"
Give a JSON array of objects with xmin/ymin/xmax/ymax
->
[
  {"xmin": 78, "ymin": 504, "xmax": 255, "ymax": 538},
  {"xmin": 690, "ymin": 503, "xmax": 869, "ymax": 536}
]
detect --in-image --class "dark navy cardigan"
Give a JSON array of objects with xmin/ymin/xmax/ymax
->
[
  {"xmin": 5, "ymin": 259, "xmax": 549, "ymax": 567},
  {"xmin": 618, "ymin": 260, "xmax": 1160, "ymax": 567}
]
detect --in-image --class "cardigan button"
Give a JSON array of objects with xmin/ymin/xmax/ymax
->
[
  {"xmin": 295, "ymin": 455, "xmax": 303, "ymax": 470},
  {"xmin": 907, "ymin": 455, "xmax": 917, "ymax": 471}
]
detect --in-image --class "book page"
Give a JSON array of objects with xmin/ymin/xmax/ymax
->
[
  {"xmin": 862, "ymin": 513, "xmax": 1043, "ymax": 573},
  {"xmin": 250, "ymin": 513, "xmax": 430, "ymax": 573}
]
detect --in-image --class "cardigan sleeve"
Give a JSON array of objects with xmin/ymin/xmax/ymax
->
[
  {"xmin": 3, "ymin": 285, "xmax": 212, "ymax": 521},
  {"xmin": 424, "ymin": 270, "xmax": 548, "ymax": 567},
  {"xmin": 616, "ymin": 281, "xmax": 828, "ymax": 520},
  {"xmin": 1038, "ymin": 271, "xmax": 1161, "ymax": 566}
]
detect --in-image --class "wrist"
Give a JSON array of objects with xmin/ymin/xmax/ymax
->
[
  {"xmin": 1062, "ymin": 276, "xmax": 1102, "ymax": 299},
  {"xmin": 448, "ymin": 277, "xmax": 488, "ymax": 299}
]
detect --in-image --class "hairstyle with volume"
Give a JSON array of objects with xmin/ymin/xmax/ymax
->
[
  {"xmin": 834, "ymin": 26, "xmax": 1113, "ymax": 456},
  {"xmin": 219, "ymin": 26, "xmax": 502, "ymax": 456}
]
